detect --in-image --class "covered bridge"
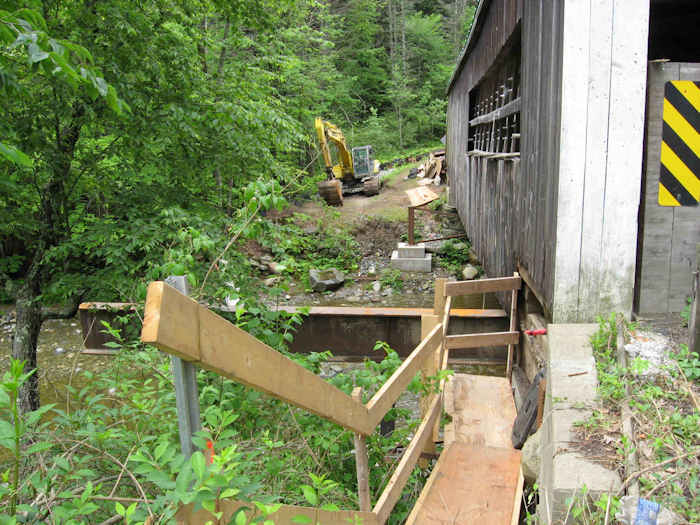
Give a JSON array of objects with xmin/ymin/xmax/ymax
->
[{"xmin": 446, "ymin": 0, "xmax": 700, "ymax": 322}]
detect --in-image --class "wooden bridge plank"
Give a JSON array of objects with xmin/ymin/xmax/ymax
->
[
  {"xmin": 444, "ymin": 374, "xmax": 517, "ymax": 448},
  {"xmin": 405, "ymin": 443, "xmax": 522, "ymax": 525}
]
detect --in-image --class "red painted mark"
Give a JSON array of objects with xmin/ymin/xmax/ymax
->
[
  {"xmin": 524, "ymin": 329, "xmax": 547, "ymax": 336},
  {"xmin": 206, "ymin": 440, "xmax": 215, "ymax": 464}
]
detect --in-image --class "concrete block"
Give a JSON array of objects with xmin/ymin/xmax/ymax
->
[
  {"xmin": 397, "ymin": 242, "xmax": 425, "ymax": 258},
  {"xmin": 390, "ymin": 251, "xmax": 432, "ymax": 272},
  {"xmin": 547, "ymin": 324, "xmax": 598, "ymax": 361}
]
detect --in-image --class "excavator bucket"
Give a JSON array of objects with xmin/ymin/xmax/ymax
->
[{"xmin": 318, "ymin": 179, "xmax": 343, "ymax": 206}]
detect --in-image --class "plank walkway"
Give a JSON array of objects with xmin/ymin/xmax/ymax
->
[{"xmin": 406, "ymin": 374, "xmax": 523, "ymax": 525}]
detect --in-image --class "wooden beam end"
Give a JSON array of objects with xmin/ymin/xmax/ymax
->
[{"xmin": 141, "ymin": 281, "xmax": 165, "ymax": 345}]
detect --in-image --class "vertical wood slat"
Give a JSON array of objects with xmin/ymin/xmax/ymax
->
[
  {"xmin": 506, "ymin": 272, "xmax": 519, "ymax": 383},
  {"xmin": 352, "ymin": 387, "xmax": 371, "ymax": 513},
  {"xmin": 419, "ymin": 314, "xmax": 440, "ymax": 459}
]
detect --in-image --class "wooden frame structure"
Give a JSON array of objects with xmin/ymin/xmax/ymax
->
[
  {"xmin": 141, "ymin": 274, "xmax": 521, "ymax": 524},
  {"xmin": 142, "ymin": 281, "xmax": 444, "ymax": 524},
  {"xmin": 441, "ymin": 273, "xmax": 521, "ymax": 382}
]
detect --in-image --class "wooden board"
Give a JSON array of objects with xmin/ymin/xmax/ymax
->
[
  {"xmin": 275, "ymin": 306, "xmax": 507, "ymax": 318},
  {"xmin": 406, "ymin": 186, "xmax": 439, "ymax": 207},
  {"xmin": 141, "ymin": 282, "xmax": 372, "ymax": 435},
  {"xmin": 177, "ymin": 500, "xmax": 378, "ymax": 525},
  {"xmin": 405, "ymin": 443, "xmax": 523, "ymax": 525},
  {"xmin": 445, "ymin": 331, "xmax": 519, "ymax": 350},
  {"xmin": 444, "ymin": 374, "xmax": 517, "ymax": 448},
  {"xmin": 366, "ymin": 323, "xmax": 442, "ymax": 428},
  {"xmin": 445, "ymin": 276, "xmax": 521, "ymax": 296},
  {"xmin": 373, "ymin": 395, "xmax": 442, "ymax": 524}
]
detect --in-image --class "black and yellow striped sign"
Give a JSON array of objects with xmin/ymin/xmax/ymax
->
[{"xmin": 659, "ymin": 80, "xmax": 699, "ymax": 206}]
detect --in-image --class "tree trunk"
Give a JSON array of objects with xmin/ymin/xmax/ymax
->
[{"xmin": 12, "ymin": 280, "xmax": 43, "ymax": 414}]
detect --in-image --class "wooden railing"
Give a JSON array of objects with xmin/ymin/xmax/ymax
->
[
  {"xmin": 141, "ymin": 274, "xmax": 520, "ymax": 524},
  {"xmin": 141, "ymin": 281, "xmax": 444, "ymax": 524}
]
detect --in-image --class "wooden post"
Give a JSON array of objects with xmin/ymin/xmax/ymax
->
[
  {"xmin": 408, "ymin": 206, "xmax": 415, "ymax": 245},
  {"xmin": 506, "ymin": 272, "xmax": 519, "ymax": 383},
  {"xmin": 432, "ymin": 278, "xmax": 448, "ymax": 445},
  {"xmin": 419, "ymin": 314, "xmax": 440, "ymax": 466},
  {"xmin": 352, "ymin": 387, "xmax": 371, "ymax": 512},
  {"xmin": 165, "ymin": 275, "xmax": 201, "ymax": 458},
  {"xmin": 690, "ymin": 245, "xmax": 700, "ymax": 354}
]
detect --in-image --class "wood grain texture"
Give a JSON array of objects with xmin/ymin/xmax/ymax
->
[
  {"xmin": 141, "ymin": 281, "xmax": 372, "ymax": 435},
  {"xmin": 177, "ymin": 500, "xmax": 378, "ymax": 525},
  {"xmin": 445, "ymin": 331, "xmax": 519, "ymax": 350},
  {"xmin": 405, "ymin": 443, "xmax": 523, "ymax": 525},
  {"xmin": 366, "ymin": 322, "xmax": 442, "ymax": 428},
  {"xmin": 445, "ymin": 276, "xmax": 521, "ymax": 296},
  {"xmin": 373, "ymin": 395, "xmax": 441, "ymax": 524},
  {"xmin": 444, "ymin": 374, "xmax": 517, "ymax": 448},
  {"xmin": 353, "ymin": 388, "xmax": 372, "ymax": 512}
]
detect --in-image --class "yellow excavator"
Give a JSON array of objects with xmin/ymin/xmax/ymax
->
[{"xmin": 315, "ymin": 117, "xmax": 381, "ymax": 205}]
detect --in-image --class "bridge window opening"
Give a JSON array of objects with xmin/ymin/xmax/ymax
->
[{"xmin": 467, "ymin": 28, "xmax": 521, "ymax": 158}]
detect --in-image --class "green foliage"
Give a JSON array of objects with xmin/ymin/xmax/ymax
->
[
  {"xmin": 680, "ymin": 296, "xmax": 692, "ymax": 327},
  {"xmin": 0, "ymin": 325, "xmax": 432, "ymax": 523},
  {"xmin": 379, "ymin": 268, "xmax": 404, "ymax": 292},
  {"xmin": 675, "ymin": 343, "xmax": 700, "ymax": 381},
  {"xmin": 437, "ymin": 239, "xmax": 473, "ymax": 278},
  {"xmin": 586, "ymin": 314, "xmax": 700, "ymax": 521}
]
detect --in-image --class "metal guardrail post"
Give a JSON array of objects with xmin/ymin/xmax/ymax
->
[{"xmin": 165, "ymin": 275, "xmax": 201, "ymax": 458}]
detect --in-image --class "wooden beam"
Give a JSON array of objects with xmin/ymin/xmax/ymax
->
[
  {"xmin": 366, "ymin": 323, "xmax": 442, "ymax": 428},
  {"xmin": 419, "ymin": 315, "xmax": 440, "ymax": 463},
  {"xmin": 517, "ymin": 264, "xmax": 550, "ymax": 320},
  {"xmin": 141, "ymin": 281, "xmax": 372, "ymax": 435},
  {"xmin": 445, "ymin": 276, "xmax": 522, "ymax": 296},
  {"xmin": 469, "ymin": 97, "xmax": 521, "ymax": 126},
  {"xmin": 507, "ymin": 272, "xmax": 519, "ymax": 383},
  {"xmin": 353, "ymin": 388, "xmax": 371, "ymax": 512},
  {"xmin": 433, "ymin": 278, "xmax": 447, "ymax": 316},
  {"xmin": 444, "ymin": 331, "xmax": 519, "ymax": 350},
  {"xmin": 373, "ymin": 395, "xmax": 441, "ymax": 524},
  {"xmin": 177, "ymin": 500, "xmax": 379, "ymax": 525}
]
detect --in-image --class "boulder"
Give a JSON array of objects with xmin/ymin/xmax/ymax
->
[
  {"xmin": 462, "ymin": 264, "xmax": 479, "ymax": 280},
  {"xmin": 263, "ymin": 277, "xmax": 280, "ymax": 287},
  {"xmin": 521, "ymin": 426, "xmax": 542, "ymax": 484},
  {"xmin": 372, "ymin": 281, "xmax": 381, "ymax": 293},
  {"xmin": 268, "ymin": 262, "xmax": 285, "ymax": 274},
  {"xmin": 309, "ymin": 268, "xmax": 345, "ymax": 292}
]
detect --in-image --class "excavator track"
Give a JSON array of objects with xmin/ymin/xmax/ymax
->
[
  {"xmin": 318, "ymin": 179, "xmax": 343, "ymax": 206},
  {"xmin": 362, "ymin": 175, "xmax": 380, "ymax": 196}
]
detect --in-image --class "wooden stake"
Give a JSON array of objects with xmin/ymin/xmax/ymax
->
[
  {"xmin": 352, "ymin": 388, "xmax": 371, "ymax": 512},
  {"xmin": 506, "ymin": 272, "xmax": 520, "ymax": 383}
]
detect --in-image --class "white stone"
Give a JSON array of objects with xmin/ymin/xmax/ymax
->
[
  {"xmin": 397, "ymin": 242, "xmax": 426, "ymax": 258},
  {"xmin": 390, "ymin": 250, "xmax": 432, "ymax": 272}
]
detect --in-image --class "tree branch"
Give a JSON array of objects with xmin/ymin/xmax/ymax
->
[{"xmin": 41, "ymin": 292, "xmax": 84, "ymax": 321}]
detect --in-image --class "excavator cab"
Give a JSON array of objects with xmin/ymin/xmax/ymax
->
[{"xmin": 351, "ymin": 145, "xmax": 374, "ymax": 180}]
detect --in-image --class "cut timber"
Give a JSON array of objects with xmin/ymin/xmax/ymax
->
[
  {"xmin": 405, "ymin": 443, "xmax": 523, "ymax": 525},
  {"xmin": 318, "ymin": 178, "xmax": 343, "ymax": 205},
  {"xmin": 405, "ymin": 186, "xmax": 439, "ymax": 207},
  {"xmin": 373, "ymin": 395, "xmax": 441, "ymax": 524},
  {"xmin": 141, "ymin": 282, "xmax": 371, "ymax": 435},
  {"xmin": 444, "ymin": 374, "xmax": 517, "ymax": 448},
  {"xmin": 177, "ymin": 500, "xmax": 378, "ymax": 525},
  {"xmin": 366, "ymin": 323, "xmax": 442, "ymax": 428},
  {"xmin": 445, "ymin": 276, "xmax": 521, "ymax": 296},
  {"xmin": 445, "ymin": 331, "xmax": 519, "ymax": 349}
]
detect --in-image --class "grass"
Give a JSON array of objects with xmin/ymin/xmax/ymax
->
[{"xmin": 574, "ymin": 314, "xmax": 700, "ymax": 522}]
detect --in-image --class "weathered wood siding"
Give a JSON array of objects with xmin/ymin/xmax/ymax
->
[
  {"xmin": 447, "ymin": 0, "xmax": 561, "ymax": 314},
  {"xmin": 636, "ymin": 62, "xmax": 700, "ymax": 314}
]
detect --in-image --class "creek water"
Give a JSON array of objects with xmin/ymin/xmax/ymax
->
[{"xmin": 0, "ymin": 308, "xmax": 113, "ymax": 408}]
